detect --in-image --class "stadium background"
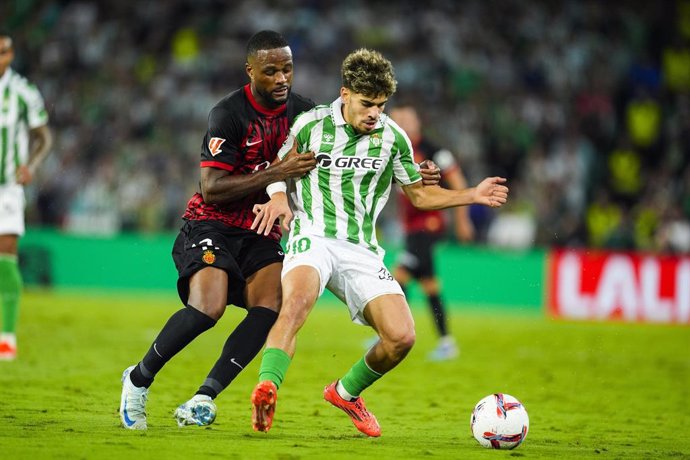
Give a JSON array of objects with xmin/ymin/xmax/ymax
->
[
  {"xmin": 2, "ymin": 2, "xmax": 690, "ymax": 458},
  {"xmin": 4, "ymin": 0, "xmax": 690, "ymax": 251},
  {"xmin": 3, "ymin": 0, "xmax": 689, "ymax": 317}
]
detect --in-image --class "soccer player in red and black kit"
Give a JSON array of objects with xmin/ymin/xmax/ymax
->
[
  {"xmin": 119, "ymin": 30, "xmax": 318, "ymax": 430},
  {"xmin": 389, "ymin": 105, "xmax": 475, "ymax": 361}
]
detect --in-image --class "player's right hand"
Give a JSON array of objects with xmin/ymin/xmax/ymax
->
[
  {"xmin": 278, "ymin": 142, "xmax": 317, "ymax": 178},
  {"xmin": 252, "ymin": 193, "xmax": 293, "ymax": 235}
]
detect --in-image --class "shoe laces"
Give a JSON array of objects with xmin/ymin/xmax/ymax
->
[
  {"xmin": 352, "ymin": 398, "xmax": 371, "ymax": 418},
  {"xmin": 128, "ymin": 386, "xmax": 148, "ymax": 412}
]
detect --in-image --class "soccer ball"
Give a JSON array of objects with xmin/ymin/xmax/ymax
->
[{"xmin": 470, "ymin": 393, "xmax": 529, "ymax": 449}]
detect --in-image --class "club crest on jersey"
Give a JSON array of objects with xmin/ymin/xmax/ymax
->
[
  {"xmin": 369, "ymin": 133, "xmax": 383, "ymax": 147},
  {"xmin": 202, "ymin": 250, "xmax": 216, "ymax": 264},
  {"xmin": 315, "ymin": 153, "xmax": 383, "ymax": 170},
  {"xmin": 208, "ymin": 137, "xmax": 226, "ymax": 156}
]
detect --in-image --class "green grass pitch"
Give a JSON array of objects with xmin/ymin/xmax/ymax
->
[{"xmin": 0, "ymin": 290, "xmax": 688, "ymax": 459}]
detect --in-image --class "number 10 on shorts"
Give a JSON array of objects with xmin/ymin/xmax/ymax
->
[{"xmin": 286, "ymin": 237, "xmax": 311, "ymax": 255}]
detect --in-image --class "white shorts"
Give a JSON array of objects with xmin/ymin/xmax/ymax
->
[
  {"xmin": 0, "ymin": 184, "xmax": 25, "ymax": 236},
  {"xmin": 282, "ymin": 234, "xmax": 404, "ymax": 326}
]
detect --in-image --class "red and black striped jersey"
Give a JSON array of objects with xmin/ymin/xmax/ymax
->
[
  {"xmin": 399, "ymin": 138, "xmax": 460, "ymax": 234},
  {"xmin": 182, "ymin": 84, "xmax": 315, "ymax": 240}
]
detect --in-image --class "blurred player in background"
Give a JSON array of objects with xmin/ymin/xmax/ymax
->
[
  {"xmin": 0, "ymin": 32, "xmax": 53, "ymax": 361},
  {"xmin": 250, "ymin": 48, "xmax": 508, "ymax": 437},
  {"xmin": 119, "ymin": 30, "xmax": 318, "ymax": 430},
  {"xmin": 389, "ymin": 105, "xmax": 474, "ymax": 361}
]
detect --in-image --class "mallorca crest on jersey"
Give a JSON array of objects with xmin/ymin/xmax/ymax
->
[
  {"xmin": 208, "ymin": 137, "xmax": 226, "ymax": 156},
  {"xmin": 202, "ymin": 250, "xmax": 216, "ymax": 264}
]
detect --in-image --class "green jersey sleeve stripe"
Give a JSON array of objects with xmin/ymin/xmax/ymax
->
[{"xmin": 392, "ymin": 127, "xmax": 421, "ymax": 184}]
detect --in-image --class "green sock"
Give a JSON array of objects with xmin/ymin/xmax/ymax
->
[
  {"xmin": 339, "ymin": 357, "xmax": 383, "ymax": 397},
  {"xmin": 259, "ymin": 348, "xmax": 292, "ymax": 389},
  {"xmin": 0, "ymin": 256, "xmax": 22, "ymax": 334}
]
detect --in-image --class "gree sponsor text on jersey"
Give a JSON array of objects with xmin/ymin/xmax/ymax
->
[{"xmin": 315, "ymin": 153, "xmax": 384, "ymax": 170}]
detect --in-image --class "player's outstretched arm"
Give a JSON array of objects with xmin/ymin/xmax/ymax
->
[
  {"xmin": 252, "ymin": 192, "xmax": 292, "ymax": 236},
  {"xmin": 445, "ymin": 164, "xmax": 475, "ymax": 242},
  {"xmin": 402, "ymin": 176, "xmax": 508, "ymax": 210}
]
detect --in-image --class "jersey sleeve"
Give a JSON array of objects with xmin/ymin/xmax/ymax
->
[
  {"xmin": 277, "ymin": 107, "xmax": 314, "ymax": 160},
  {"xmin": 277, "ymin": 134, "xmax": 296, "ymax": 160},
  {"xmin": 200, "ymin": 105, "xmax": 243, "ymax": 172},
  {"xmin": 25, "ymin": 84, "xmax": 48, "ymax": 129},
  {"xmin": 391, "ymin": 130, "xmax": 422, "ymax": 186}
]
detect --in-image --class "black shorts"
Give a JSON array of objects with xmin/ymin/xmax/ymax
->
[
  {"xmin": 397, "ymin": 231, "xmax": 442, "ymax": 279},
  {"xmin": 171, "ymin": 220, "xmax": 284, "ymax": 308}
]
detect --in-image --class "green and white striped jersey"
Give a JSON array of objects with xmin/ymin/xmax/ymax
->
[
  {"xmin": 279, "ymin": 97, "xmax": 421, "ymax": 255},
  {"xmin": 0, "ymin": 68, "xmax": 49, "ymax": 185}
]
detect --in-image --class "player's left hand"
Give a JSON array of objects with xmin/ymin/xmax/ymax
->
[
  {"xmin": 15, "ymin": 165, "xmax": 33, "ymax": 185},
  {"xmin": 252, "ymin": 193, "xmax": 293, "ymax": 236},
  {"xmin": 474, "ymin": 177, "xmax": 508, "ymax": 208},
  {"xmin": 419, "ymin": 160, "xmax": 441, "ymax": 186}
]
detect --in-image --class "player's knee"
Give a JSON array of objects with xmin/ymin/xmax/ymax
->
[
  {"xmin": 192, "ymin": 303, "xmax": 225, "ymax": 321},
  {"xmin": 397, "ymin": 330, "xmax": 416, "ymax": 353},
  {"xmin": 383, "ymin": 330, "xmax": 416, "ymax": 360}
]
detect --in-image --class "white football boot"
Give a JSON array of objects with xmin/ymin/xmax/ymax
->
[
  {"xmin": 428, "ymin": 335, "xmax": 459, "ymax": 361},
  {"xmin": 174, "ymin": 394, "xmax": 217, "ymax": 426},
  {"xmin": 119, "ymin": 365, "xmax": 149, "ymax": 430}
]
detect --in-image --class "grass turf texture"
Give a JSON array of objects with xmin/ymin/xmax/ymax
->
[{"xmin": 0, "ymin": 290, "xmax": 688, "ymax": 459}]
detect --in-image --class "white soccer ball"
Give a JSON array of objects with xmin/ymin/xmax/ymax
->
[{"xmin": 470, "ymin": 393, "xmax": 529, "ymax": 449}]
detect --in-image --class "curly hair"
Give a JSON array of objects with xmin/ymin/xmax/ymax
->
[{"xmin": 341, "ymin": 48, "xmax": 397, "ymax": 98}]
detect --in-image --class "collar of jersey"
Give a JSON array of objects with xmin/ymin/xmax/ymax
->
[
  {"xmin": 330, "ymin": 97, "xmax": 384, "ymax": 131},
  {"xmin": 244, "ymin": 84, "xmax": 287, "ymax": 116}
]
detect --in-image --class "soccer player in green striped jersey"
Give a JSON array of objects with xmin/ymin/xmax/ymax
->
[
  {"xmin": 250, "ymin": 48, "xmax": 508, "ymax": 436},
  {"xmin": 0, "ymin": 32, "xmax": 53, "ymax": 361}
]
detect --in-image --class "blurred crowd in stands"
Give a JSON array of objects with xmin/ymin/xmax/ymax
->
[{"xmin": 4, "ymin": 0, "xmax": 690, "ymax": 252}]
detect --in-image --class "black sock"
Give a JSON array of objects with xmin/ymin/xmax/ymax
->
[
  {"xmin": 196, "ymin": 306, "xmax": 278, "ymax": 399},
  {"xmin": 130, "ymin": 305, "xmax": 217, "ymax": 388},
  {"xmin": 428, "ymin": 294, "xmax": 448, "ymax": 337}
]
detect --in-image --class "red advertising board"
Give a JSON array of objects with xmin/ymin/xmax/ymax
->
[{"xmin": 547, "ymin": 248, "xmax": 690, "ymax": 324}]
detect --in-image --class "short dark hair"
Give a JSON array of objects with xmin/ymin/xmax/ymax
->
[
  {"xmin": 246, "ymin": 31, "xmax": 289, "ymax": 59},
  {"xmin": 341, "ymin": 48, "xmax": 397, "ymax": 98}
]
